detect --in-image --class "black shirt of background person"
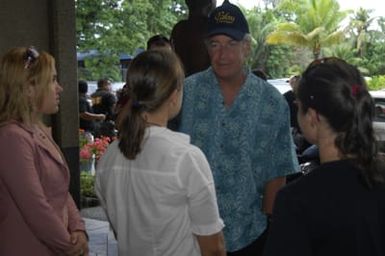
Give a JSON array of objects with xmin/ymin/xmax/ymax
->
[
  {"xmin": 171, "ymin": 17, "xmax": 211, "ymax": 77},
  {"xmin": 284, "ymin": 89, "xmax": 312, "ymax": 155},
  {"xmin": 283, "ymin": 90, "xmax": 299, "ymax": 130},
  {"xmin": 170, "ymin": 0, "xmax": 215, "ymax": 77},
  {"xmin": 79, "ymin": 95, "xmax": 95, "ymax": 132},
  {"xmin": 91, "ymin": 89, "xmax": 117, "ymax": 121}
]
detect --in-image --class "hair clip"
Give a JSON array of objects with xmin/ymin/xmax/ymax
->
[
  {"xmin": 24, "ymin": 47, "xmax": 39, "ymax": 69},
  {"xmin": 351, "ymin": 84, "xmax": 361, "ymax": 97},
  {"xmin": 132, "ymin": 100, "xmax": 142, "ymax": 109}
]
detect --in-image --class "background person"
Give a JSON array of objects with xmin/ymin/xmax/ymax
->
[
  {"xmin": 79, "ymin": 80, "xmax": 106, "ymax": 135},
  {"xmin": 264, "ymin": 58, "xmax": 385, "ymax": 256},
  {"xmin": 168, "ymin": 0, "xmax": 217, "ymax": 130},
  {"xmin": 283, "ymin": 75, "xmax": 300, "ymax": 130},
  {"xmin": 91, "ymin": 78, "xmax": 117, "ymax": 138},
  {"xmin": 284, "ymin": 75, "xmax": 312, "ymax": 156},
  {"xmin": 0, "ymin": 47, "xmax": 88, "ymax": 256},
  {"xmin": 252, "ymin": 68, "xmax": 268, "ymax": 81},
  {"xmin": 170, "ymin": 0, "xmax": 216, "ymax": 77},
  {"xmin": 178, "ymin": 1, "xmax": 299, "ymax": 255},
  {"xmin": 146, "ymin": 34, "xmax": 173, "ymax": 50},
  {"xmin": 96, "ymin": 49, "xmax": 226, "ymax": 256},
  {"xmin": 91, "ymin": 78, "xmax": 116, "ymax": 120}
]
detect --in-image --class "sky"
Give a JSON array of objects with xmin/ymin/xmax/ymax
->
[{"xmin": 217, "ymin": 0, "xmax": 385, "ymax": 19}]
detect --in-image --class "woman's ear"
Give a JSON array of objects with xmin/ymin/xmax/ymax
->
[
  {"xmin": 26, "ymin": 82, "xmax": 35, "ymax": 97},
  {"xmin": 26, "ymin": 82, "xmax": 37, "ymax": 108},
  {"xmin": 168, "ymin": 89, "xmax": 179, "ymax": 106},
  {"xmin": 307, "ymin": 108, "xmax": 320, "ymax": 128}
]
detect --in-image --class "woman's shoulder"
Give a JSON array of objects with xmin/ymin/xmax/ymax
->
[
  {"xmin": 152, "ymin": 128, "xmax": 193, "ymax": 150},
  {"xmin": 280, "ymin": 160, "xmax": 368, "ymax": 199},
  {"xmin": 149, "ymin": 128, "xmax": 206, "ymax": 160},
  {"xmin": 0, "ymin": 121, "xmax": 33, "ymax": 138}
]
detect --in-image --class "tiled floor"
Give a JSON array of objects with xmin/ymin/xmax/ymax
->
[
  {"xmin": 84, "ymin": 218, "xmax": 117, "ymax": 256},
  {"xmin": 82, "ymin": 207, "xmax": 118, "ymax": 256}
]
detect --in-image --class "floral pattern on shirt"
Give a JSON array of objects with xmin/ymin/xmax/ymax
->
[{"xmin": 180, "ymin": 67, "xmax": 299, "ymax": 252}]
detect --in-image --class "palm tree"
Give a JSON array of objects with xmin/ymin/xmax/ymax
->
[
  {"xmin": 245, "ymin": 7, "xmax": 277, "ymax": 69},
  {"xmin": 349, "ymin": 8, "xmax": 375, "ymax": 57},
  {"xmin": 265, "ymin": 0, "xmax": 348, "ymax": 60}
]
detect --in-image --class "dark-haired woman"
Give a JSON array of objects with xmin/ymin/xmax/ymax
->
[
  {"xmin": 264, "ymin": 58, "xmax": 385, "ymax": 256},
  {"xmin": 95, "ymin": 49, "xmax": 225, "ymax": 256}
]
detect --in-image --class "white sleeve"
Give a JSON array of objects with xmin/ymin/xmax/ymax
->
[{"xmin": 178, "ymin": 147, "xmax": 225, "ymax": 235}]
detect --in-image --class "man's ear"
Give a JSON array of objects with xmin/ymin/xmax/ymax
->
[{"xmin": 243, "ymin": 39, "xmax": 252, "ymax": 57}]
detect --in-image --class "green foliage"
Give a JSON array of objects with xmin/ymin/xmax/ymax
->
[
  {"xmin": 79, "ymin": 57, "xmax": 122, "ymax": 81},
  {"xmin": 266, "ymin": 0, "xmax": 348, "ymax": 59},
  {"xmin": 323, "ymin": 42, "xmax": 370, "ymax": 74},
  {"xmin": 265, "ymin": 45, "xmax": 292, "ymax": 77},
  {"xmin": 245, "ymin": 7, "xmax": 277, "ymax": 71},
  {"xmin": 367, "ymin": 76, "xmax": 385, "ymax": 91},
  {"xmin": 245, "ymin": 6, "xmax": 300, "ymax": 78},
  {"xmin": 80, "ymin": 172, "xmax": 96, "ymax": 198},
  {"xmin": 265, "ymin": 45, "xmax": 307, "ymax": 78},
  {"xmin": 358, "ymin": 17, "xmax": 385, "ymax": 76},
  {"xmin": 75, "ymin": 0, "xmax": 186, "ymax": 81},
  {"xmin": 75, "ymin": 0, "xmax": 385, "ymax": 79}
]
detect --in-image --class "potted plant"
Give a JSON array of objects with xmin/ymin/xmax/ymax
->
[
  {"xmin": 79, "ymin": 130, "xmax": 114, "ymax": 208},
  {"xmin": 80, "ymin": 172, "xmax": 99, "ymax": 208}
]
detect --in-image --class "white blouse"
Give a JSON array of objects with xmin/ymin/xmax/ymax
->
[{"xmin": 96, "ymin": 126, "xmax": 224, "ymax": 256}]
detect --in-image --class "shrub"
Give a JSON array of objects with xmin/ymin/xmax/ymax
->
[
  {"xmin": 367, "ymin": 75, "xmax": 385, "ymax": 91},
  {"xmin": 80, "ymin": 172, "xmax": 96, "ymax": 198}
]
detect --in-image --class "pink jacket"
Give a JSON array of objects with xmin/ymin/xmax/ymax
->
[{"xmin": 0, "ymin": 121, "xmax": 85, "ymax": 255}]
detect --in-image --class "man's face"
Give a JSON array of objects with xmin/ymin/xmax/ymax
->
[
  {"xmin": 105, "ymin": 81, "xmax": 112, "ymax": 91},
  {"xmin": 289, "ymin": 75, "xmax": 300, "ymax": 91},
  {"xmin": 206, "ymin": 34, "xmax": 250, "ymax": 82}
]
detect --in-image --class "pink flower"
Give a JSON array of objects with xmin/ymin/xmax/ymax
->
[
  {"xmin": 79, "ymin": 134, "xmax": 114, "ymax": 161},
  {"xmin": 80, "ymin": 146, "xmax": 92, "ymax": 160}
]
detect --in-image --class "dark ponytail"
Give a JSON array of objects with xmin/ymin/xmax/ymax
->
[
  {"xmin": 118, "ymin": 98, "xmax": 147, "ymax": 159},
  {"xmin": 117, "ymin": 50, "xmax": 184, "ymax": 159},
  {"xmin": 298, "ymin": 57, "xmax": 385, "ymax": 188}
]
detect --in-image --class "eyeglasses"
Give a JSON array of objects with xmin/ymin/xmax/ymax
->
[
  {"xmin": 206, "ymin": 39, "xmax": 243, "ymax": 52},
  {"xmin": 24, "ymin": 47, "xmax": 39, "ymax": 69}
]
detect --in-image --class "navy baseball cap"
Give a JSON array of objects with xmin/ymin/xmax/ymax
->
[{"xmin": 207, "ymin": 0, "xmax": 250, "ymax": 41}]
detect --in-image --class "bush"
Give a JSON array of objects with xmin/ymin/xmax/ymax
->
[
  {"xmin": 80, "ymin": 172, "xmax": 96, "ymax": 198},
  {"xmin": 367, "ymin": 75, "xmax": 385, "ymax": 91}
]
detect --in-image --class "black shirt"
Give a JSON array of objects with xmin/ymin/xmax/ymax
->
[
  {"xmin": 79, "ymin": 95, "xmax": 95, "ymax": 132},
  {"xmin": 264, "ymin": 160, "xmax": 385, "ymax": 256},
  {"xmin": 91, "ymin": 89, "xmax": 117, "ymax": 121},
  {"xmin": 283, "ymin": 90, "xmax": 298, "ymax": 130}
]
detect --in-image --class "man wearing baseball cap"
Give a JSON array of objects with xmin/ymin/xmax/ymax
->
[{"xmin": 178, "ymin": 1, "xmax": 299, "ymax": 255}]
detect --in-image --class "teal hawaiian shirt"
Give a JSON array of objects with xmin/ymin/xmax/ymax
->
[{"xmin": 179, "ymin": 67, "xmax": 299, "ymax": 252}]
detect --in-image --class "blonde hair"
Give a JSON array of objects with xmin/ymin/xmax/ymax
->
[{"xmin": 0, "ymin": 47, "xmax": 55, "ymax": 125}]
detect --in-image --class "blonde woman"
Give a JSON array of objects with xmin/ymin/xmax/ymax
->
[
  {"xmin": 0, "ymin": 47, "xmax": 88, "ymax": 256},
  {"xmin": 96, "ymin": 50, "xmax": 226, "ymax": 256}
]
